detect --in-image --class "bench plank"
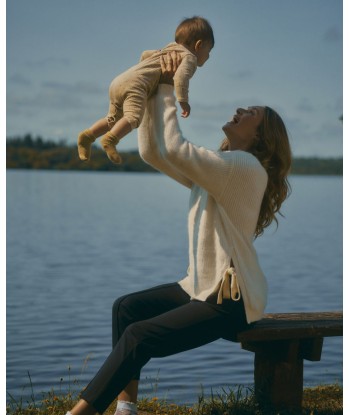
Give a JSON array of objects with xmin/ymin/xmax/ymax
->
[{"xmin": 237, "ymin": 311, "xmax": 342, "ymax": 342}]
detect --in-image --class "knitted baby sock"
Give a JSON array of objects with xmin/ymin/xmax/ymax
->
[
  {"xmin": 77, "ymin": 129, "xmax": 96, "ymax": 161},
  {"xmin": 101, "ymin": 131, "xmax": 122, "ymax": 164},
  {"xmin": 114, "ymin": 400, "xmax": 137, "ymax": 415}
]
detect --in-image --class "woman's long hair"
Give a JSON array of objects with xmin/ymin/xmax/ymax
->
[
  {"xmin": 252, "ymin": 106, "xmax": 292, "ymax": 237},
  {"xmin": 220, "ymin": 106, "xmax": 292, "ymax": 237}
]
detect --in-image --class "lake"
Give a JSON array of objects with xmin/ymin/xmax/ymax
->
[{"xmin": 6, "ymin": 170, "xmax": 343, "ymax": 405}]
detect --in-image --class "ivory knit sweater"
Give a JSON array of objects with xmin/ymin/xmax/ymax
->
[{"xmin": 138, "ymin": 85, "xmax": 268, "ymax": 323}]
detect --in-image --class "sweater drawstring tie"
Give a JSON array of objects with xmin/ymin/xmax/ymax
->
[{"xmin": 217, "ymin": 267, "xmax": 241, "ymax": 304}]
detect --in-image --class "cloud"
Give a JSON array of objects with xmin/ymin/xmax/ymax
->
[
  {"xmin": 313, "ymin": 119, "xmax": 343, "ymax": 140},
  {"xmin": 323, "ymin": 26, "xmax": 342, "ymax": 42},
  {"xmin": 283, "ymin": 115, "xmax": 311, "ymax": 139},
  {"xmin": 223, "ymin": 68, "xmax": 254, "ymax": 82},
  {"xmin": 326, "ymin": 96, "xmax": 343, "ymax": 114},
  {"xmin": 296, "ymin": 98, "xmax": 315, "ymax": 113},
  {"xmin": 42, "ymin": 80, "xmax": 104, "ymax": 95},
  {"xmin": 232, "ymin": 69, "xmax": 254, "ymax": 80},
  {"xmin": 7, "ymin": 79, "xmax": 105, "ymax": 120},
  {"xmin": 7, "ymin": 90, "xmax": 84, "ymax": 112},
  {"xmin": 23, "ymin": 57, "xmax": 71, "ymax": 67},
  {"xmin": 190, "ymin": 101, "xmax": 231, "ymax": 119},
  {"xmin": 282, "ymin": 111, "xmax": 343, "ymax": 157},
  {"xmin": 192, "ymin": 96, "xmax": 266, "ymax": 119},
  {"xmin": 8, "ymin": 74, "xmax": 32, "ymax": 86}
]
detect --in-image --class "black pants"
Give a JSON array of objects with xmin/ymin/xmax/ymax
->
[{"xmin": 81, "ymin": 282, "xmax": 248, "ymax": 414}]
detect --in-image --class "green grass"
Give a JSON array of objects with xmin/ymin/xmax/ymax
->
[
  {"xmin": 6, "ymin": 362, "xmax": 343, "ymax": 414},
  {"xmin": 136, "ymin": 384, "xmax": 343, "ymax": 415},
  {"xmin": 6, "ymin": 377, "xmax": 343, "ymax": 415}
]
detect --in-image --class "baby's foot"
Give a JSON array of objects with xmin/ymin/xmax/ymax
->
[
  {"xmin": 78, "ymin": 130, "xmax": 96, "ymax": 161},
  {"xmin": 101, "ymin": 133, "xmax": 122, "ymax": 164}
]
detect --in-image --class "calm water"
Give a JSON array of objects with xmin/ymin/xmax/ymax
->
[{"xmin": 6, "ymin": 170, "xmax": 343, "ymax": 404}]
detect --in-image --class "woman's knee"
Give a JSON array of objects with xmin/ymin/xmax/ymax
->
[
  {"xmin": 112, "ymin": 294, "xmax": 131, "ymax": 322},
  {"xmin": 112, "ymin": 293, "xmax": 143, "ymax": 328},
  {"xmin": 112, "ymin": 294, "xmax": 135, "ymax": 347}
]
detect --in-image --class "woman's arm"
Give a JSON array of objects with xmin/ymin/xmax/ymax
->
[
  {"xmin": 138, "ymin": 95, "xmax": 193, "ymax": 188},
  {"xmin": 153, "ymin": 85, "xmax": 247, "ymax": 200},
  {"xmin": 138, "ymin": 52, "xmax": 193, "ymax": 188},
  {"xmin": 139, "ymin": 85, "xmax": 261, "ymax": 199}
]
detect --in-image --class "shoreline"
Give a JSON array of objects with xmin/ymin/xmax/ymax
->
[{"xmin": 6, "ymin": 135, "xmax": 343, "ymax": 175}]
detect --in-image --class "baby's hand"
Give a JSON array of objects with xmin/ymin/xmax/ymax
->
[{"xmin": 180, "ymin": 102, "xmax": 191, "ymax": 118}]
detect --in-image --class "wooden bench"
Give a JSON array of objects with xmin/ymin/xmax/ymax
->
[{"xmin": 233, "ymin": 311, "xmax": 343, "ymax": 411}]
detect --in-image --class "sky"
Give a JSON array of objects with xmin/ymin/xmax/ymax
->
[{"xmin": 5, "ymin": 0, "xmax": 343, "ymax": 157}]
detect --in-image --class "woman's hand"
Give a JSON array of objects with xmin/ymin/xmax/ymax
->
[{"xmin": 159, "ymin": 51, "xmax": 182, "ymax": 85}]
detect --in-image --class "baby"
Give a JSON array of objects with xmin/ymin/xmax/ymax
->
[{"xmin": 77, "ymin": 16, "xmax": 214, "ymax": 164}]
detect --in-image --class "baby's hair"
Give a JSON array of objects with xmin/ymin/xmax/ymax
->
[{"xmin": 175, "ymin": 16, "xmax": 214, "ymax": 48}]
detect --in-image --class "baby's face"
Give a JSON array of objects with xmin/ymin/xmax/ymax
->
[{"xmin": 195, "ymin": 41, "xmax": 213, "ymax": 67}]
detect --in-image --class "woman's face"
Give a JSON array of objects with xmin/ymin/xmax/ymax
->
[{"xmin": 222, "ymin": 106, "xmax": 265, "ymax": 151}]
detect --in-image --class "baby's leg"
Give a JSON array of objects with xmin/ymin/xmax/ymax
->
[
  {"xmin": 101, "ymin": 118, "xmax": 132, "ymax": 164},
  {"xmin": 100, "ymin": 92, "xmax": 146, "ymax": 164},
  {"xmin": 77, "ymin": 118, "xmax": 110, "ymax": 161},
  {"xmin": 89, "ymin": 118, "xmax": 110, "ymax": 137}
]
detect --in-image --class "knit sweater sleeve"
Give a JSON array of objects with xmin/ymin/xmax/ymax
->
[
  {"xmin": 148, "ymin": 84, "xmax": 252, "ymax": 200},
  {"xmin": 138, "ymin": 87, "xmax": 193, "ymax": 188}
]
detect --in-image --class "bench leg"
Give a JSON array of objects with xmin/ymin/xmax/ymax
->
[
  {"xmin": 254, "ymin": 350, "xmax": 303, "ymax": 411},
  {"xmin": 241, "ymin": 339, "xmax": 304, "ymax": 411}
]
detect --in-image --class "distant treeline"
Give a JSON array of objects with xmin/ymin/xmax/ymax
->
[
  {"xmin": 6, "ymin": 134, "xmax": 156, "ymax": 173},
  {"xmin": 6, "ymin": 134, "xmax": 343, "ymax": 175}
]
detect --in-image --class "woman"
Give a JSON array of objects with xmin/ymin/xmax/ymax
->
[{"xmin": 67, "ymin": 53, "xmax": 292, "ymax": 415}]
